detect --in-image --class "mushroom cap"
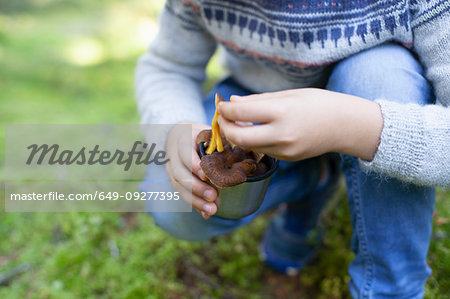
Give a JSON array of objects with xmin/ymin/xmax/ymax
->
[
  {"xmin": 196, "ymin": 129, "xmax": 212, "ymax": 145},
  {"xmin": 196, "ymin": 129, "xmax": 229, "ymax": 148},
  {"xmin": 197, "ymin": 130, "xmax": 270, "ymax": 188},
  {"xmin": 252, "ymin": 151, "xmax": 265, "ymax": 163},
  {"xmin": 200, "ymin": 145, "xmax": 258, "ymax": 188},
  {"xmin": 253, "ymin": 160, "xmax": 269, "ymax": 177}
]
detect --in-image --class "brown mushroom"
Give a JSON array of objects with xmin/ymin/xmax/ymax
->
[
  {"xmin": 253, "ymin": 160, "xmax": 269, "ymax": 176},
  {"xmin": 196, "ymin": 129, "xmax": 212, "ymax": 146},
  {"xmin": 200, "ymin": 144, "xmax": 258, "ymax": 188},
  {"xmin": 196, "ymin": 129, "xmax": 229, "ymax": 150}
]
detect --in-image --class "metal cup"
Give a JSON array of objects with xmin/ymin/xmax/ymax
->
[{"xmin": 199, "ymin": 143, "xmax": 279, "ymax": 219}]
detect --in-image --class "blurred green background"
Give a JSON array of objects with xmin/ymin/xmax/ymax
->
[{"xmin": 0, "ymin": 0, "xmax": 449, "ymax": 298}]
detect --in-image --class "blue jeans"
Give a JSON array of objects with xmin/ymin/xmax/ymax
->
[{"xmin": 149, "ymin": 43, "xmax": 435, "ymax": 298}]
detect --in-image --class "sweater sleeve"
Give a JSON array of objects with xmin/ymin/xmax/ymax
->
[
  {"xmin": 135, "ymin": 0, "xmax": 217, "ymax": 125},
  {"xmin": 360, "ymin": 3, "xmax": 450, "ymax": 189}
]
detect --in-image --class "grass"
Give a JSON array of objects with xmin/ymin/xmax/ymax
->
[{"xmin": 0, "ymin": 0, "xmax": 449, "ymax": 298}]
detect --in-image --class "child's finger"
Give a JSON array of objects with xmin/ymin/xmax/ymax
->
[
  {"xmin": 218, "ymin": 116, "xmax": 276, "ymax": 148},
  {"xmin": 230, "ymin": 93, "xmax": 275, "ymax": 102},
  {"xmin": 200, "ymin": 211, "xmax": 211, "ymax": 220},
  {"xmin": 167, "ymin": 170, "xmax": 217, "ymax": 216},
  {"xmin": 247, "ymin": 144, "xmax": 291, "ymax": 161},
  {"xmin": 180, "ymin": 174, "xmax": 218, "ymax": 203},
  {"xmin": 235, "ymin": 121, "xmax": 253, "ymax": 127},
  {"xmin": 167, "ymin": 155, "xmax": 218, "ymax": 202},
  {"xmin": 178, "ymin": 143, "xmax": 206, "ymax": 181},
  {"xmin": 192, "ymin": 196, "xmax": 217, "ymax": 216},
  {"xmin": 218, "ymin": 100, "xmax": 275, "ymax": 123}
]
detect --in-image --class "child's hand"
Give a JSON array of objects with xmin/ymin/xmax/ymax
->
[
  {"xmin": 166, "ymin": 122, "xmax": 219, "ymax": 220},
  {"xmin": 218, "ymin": 88, "xmax": 383, "ymax": 161}
]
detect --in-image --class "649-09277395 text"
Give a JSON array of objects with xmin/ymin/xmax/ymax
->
[{"xmin": 9, "ymin": 191, "xmax": 180, "ymax": 201}]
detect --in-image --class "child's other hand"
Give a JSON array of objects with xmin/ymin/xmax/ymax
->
[
  {"xmin": 218, "ymin": 88, "xmax": 382, "ymax": 161},
  {"xmin": 166, "ymin": 122, "xmax": 218, "ymax": 220}
]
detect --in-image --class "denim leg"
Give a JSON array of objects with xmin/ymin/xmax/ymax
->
[
  {"xmin": 149, "ymin": 77, "xmax": 324, "ymax": 241},
  {"xmin": 326, "ymin": 43, "xmax": 436, "ymax": 298}
]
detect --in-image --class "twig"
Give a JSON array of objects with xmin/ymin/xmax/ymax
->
[
  {"xmin": 0, "ymin": 263, "xmax": 33, "ymax": 287},
  {"xmin": 182, "ymin": 259, "xmax": 235, "ymax": 299}
]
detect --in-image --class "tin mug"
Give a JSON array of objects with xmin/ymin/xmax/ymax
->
[{"xmin": 199, "ymin": 142, "xmax": 279, "ymax": 219}]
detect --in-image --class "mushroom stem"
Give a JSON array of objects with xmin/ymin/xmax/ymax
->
[{"xmin": 206, "ymin": 93, "xmax": 224, "ymax": 154}]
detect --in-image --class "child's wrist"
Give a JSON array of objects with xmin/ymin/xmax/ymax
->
[{"xmin": 332, "ymin": 95, "xmax": 383, "ymax": 160}]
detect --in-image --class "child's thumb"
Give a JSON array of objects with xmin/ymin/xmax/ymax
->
[{"xmin": 230, "ymin": 95, "xmax": 245, "ymax": 102}]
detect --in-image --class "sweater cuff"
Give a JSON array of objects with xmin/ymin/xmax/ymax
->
[{"xmin": 359, "ymin": 100, "xmax": 426, "ymax": 180}]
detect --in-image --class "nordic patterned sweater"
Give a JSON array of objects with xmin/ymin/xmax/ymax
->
[{"xmin": 135, "ymin": 0, "xmax": 450, "ymax": 189}]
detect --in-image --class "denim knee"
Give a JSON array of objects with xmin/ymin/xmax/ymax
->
[
  {"xmin": 150, "ymin": 211, "xmax": 249, "ymax": 242},
  {"xmin": 150, "ymin": 212, "xmax": 209, "ymax": 242},
  {"xmin": 327, "ymin": 43, "xmax": 434, "ymax": 105}
]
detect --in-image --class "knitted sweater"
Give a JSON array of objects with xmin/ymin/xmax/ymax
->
[{"xmin": 135, "ymin": 0, "xmax": 450, "ymax": 189}]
